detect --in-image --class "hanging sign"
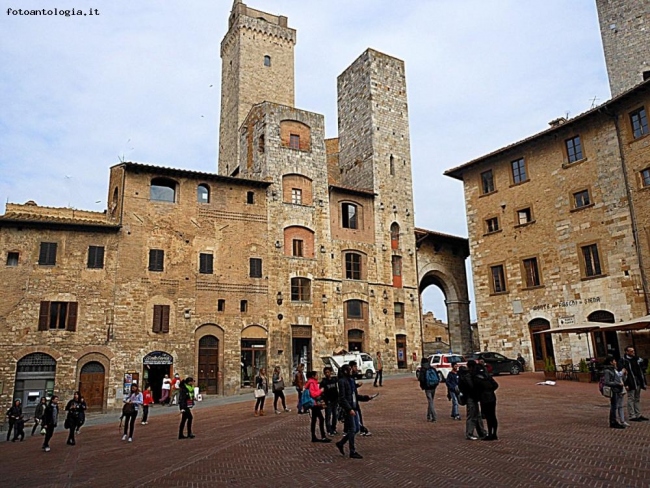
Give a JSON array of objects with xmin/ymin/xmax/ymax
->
[{"xmin": 143, "ymin": 351, "xmax": 174, "ymax": 365}]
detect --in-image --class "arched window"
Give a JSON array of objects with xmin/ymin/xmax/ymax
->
[
  {"xmin": 264, "ymin": 55, "xmax": 271, "ymax": 67},
  {"xmin": 290, "ymin": 277, "xmax": 311, "ymax": 302},
  {"xmin": 197, "ymin": 184, "xmax": 210, "ymax": 204},
  {"xmin": 342, "ymin": 203, "xmax": 358, "ymax": 229},
  {"xmin": 150, "ymin": 178, "xmax": 177, "ymax": 203},
  {"xmin": 390, "ymin": 223, "xmax": 400, "ymax": 249}
]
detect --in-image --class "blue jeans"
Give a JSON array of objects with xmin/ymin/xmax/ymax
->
[{"xmin": 449, "ymin": 390, "xmax": 459, "ymax": 418}]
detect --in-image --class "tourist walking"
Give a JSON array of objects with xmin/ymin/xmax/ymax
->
[
  {"xmin": 272, "ymin": 366, "xmax": 290, "ymax": 414},
  {"xmin": 64, "ymin": 391, "xmax": 83, "ymax": 445},
  {"xmin": 42, "ymin": 395, "xmax": 59, "ymax": 452},
  {"xmin": 5, "ymin": 399, "xmax": 22, "ymax": 441},
  {"xmin": 320, "ymin": 366, "xmax": 339, "ymax": 435},
  {"xmin": 418, "ymin": 358, "xmax": 440, "ymax": 422},
  {"xmin": 170, "ymin": 373, "xmax": 181, "ymax": 406},
  {"xmin": 459, "ymin": 361, "xmax": 487, "ymax": 440},
  {"xmin": 31, "ymin": 396, "xmax": 47, "ymax": 436},
  {"xmin": 141, "ymin": 384, "xmax": 154, "ymax": 425},
  {"xmin": 160, "ymin": 374, "xmax": 172, "ymax": 405},
  {"xmin": 254, "ymin": 368, "xmax": 269, "ymax": 416},
  {"xmin": 335, "ymin": 364, "xmax": 362, "ymax": 459},
  {"xmin": 373, "ymin": 352, "xmax": 383, "ymax": 387},
  {"xmin": 178, "ymin": 377, "xmax": 196, "ymax": 439},
  {"xmin": 294, "ymin": 363, "xmax": 306, "ymax": 414},
  {"xmin": 619, "ymin": 346, "xmax": 648, "ymax": 422},
  {"xmin": 446, "ymin": 363, "xmax": 461, "ymax": 420},
  {"xmin": 122, "ymin": 384, "xmax": 143, "ymax": 442},
  {"xmin": 305, "ymin": 370, "xmax": 330, "ymax": 443},
  {"xmin": 473, "ymin": 364, "xmax": 499, "ymax": 440},
  {"xmin": 76, "ymin": 394, "xmax": 87, "ymax": 434},
  {"xmin": 604, "ymin": 355, "xmax": 627, "ymax": 428}
]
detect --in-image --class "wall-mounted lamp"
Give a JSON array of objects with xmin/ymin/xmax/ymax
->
[
  {"xmin": 184, "ymin": 309, "xmax": 192, "ymax": 320},
  {"xmin": 318, "ymin": 199, "xmax": 324, "ymax": 207},
  {"xmin": 381, "ymin": 244, "xmax": 387, "ymax": 251},
  {"xmin": 370, "ymin": 289, "xmax": 375, "ymax": 297},
  {"xmin": 382, "ymin": 290, "xmax": 389, "ymax": 300},
  {"xmin": 320, "ymin": 245, "xmax": 326, "ymax": 253},
  {"xmin": 392, "ymin": 205, "xmax": 397, "ymax": 212},
  {"xmin": 335, "ymin": 285, "xmax": 341, "ymax": 294},
  {"xmin": 379, "ymin": 202, "xmax": 385, "ymax": 210},
  {"xmin": 406, "ymin": 209, "xmax": 410, "ymax": 216},
  {"xmin": 409, "ymin": 293, "xmax": 415, "ymax": 302},
  {"xmin": 276, "ymin": 292, "xmax": 283, "ymax": 306},
  {"xmin": 408, "ymin": 249, "xmax": 414, "ymax": 256},
  {"xmin": 322, "ymin": 294, "xmax": 328, "ymax": 304},
  {"xmin": 275, "ymin": 240, "xmax": 282, "ymax": 249}
]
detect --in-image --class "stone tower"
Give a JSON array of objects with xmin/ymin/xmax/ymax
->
[
  {"xmin": 218, "ymin": 0, "xmax": 296, "ymax": 176},
  {"xmin": 596, "ymin": 0, "xmax": 650, "ymax": 97}
]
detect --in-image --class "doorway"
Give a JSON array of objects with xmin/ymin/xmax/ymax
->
[
  {"xmin": 14, "ymin": 353, "xmax": 56, "ymax": 417},
  {"xmin": 241, "ymin": 339, "xmax": 267, "ymax": 387},
  {"xmin": 588, "ymin": 310, "xmax": 619, "ymax": 359},
  {"xmin": 529, "ymin": 318, "xmax": 554, "ymax": 371},
  {"xmin": 198, "ymin": 335, "xmax": 219, "ymax": 394},
  {"xmin": 79, "ymin": 361, "xmax": 105, "ymax": 411},
  {"xmin": 396, "ymin": 334, "xmax": 407, "ymax": 369},
  {"xmin": 292, "ymin": 338, "xmax": 312, "ymax": 373},
  {"xmin": 142, "ymin": 351, "xmax": 173, "ymax": 403},
  {"xmin": 347, "ymin": 329, "xmax": 364, "ymax": 352}
]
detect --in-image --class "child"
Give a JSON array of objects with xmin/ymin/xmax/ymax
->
[{"xmin": 141, "ymin": 384, "xmax": 154, "ymax": 425}]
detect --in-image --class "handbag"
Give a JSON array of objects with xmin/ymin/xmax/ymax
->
[
  {"xmin": 458, "ymin": 391, "xmax": 467, "ymax": 406},
  {"xmin": 40, "ymin": 427, "xmax": 46, "ymax": 435},
  {"xmin": 122, "ymin": 402, "xmax": 135, "ymax": 416},
  {"xmin": 273, "ymin": 379, "xmax": 285, "ymax": 392},
  {"xmin": 602, "ymin": 386, "xmax": 613, "ymax": 398},
  {"xmin": 254, "ymin": 388, "xmax": 266, "ymax": 398}
]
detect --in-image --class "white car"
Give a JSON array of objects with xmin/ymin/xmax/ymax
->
[
  {"xmin": 416, "ymin": 353, "xmax": 466, "ymax": 382},
  {"xmin": 321, "ymin": 352, "xmax": 376, "ymax": 379}
]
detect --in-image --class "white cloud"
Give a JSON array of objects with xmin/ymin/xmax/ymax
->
[{"xmin": 0, "ymin": 0, "xmax": 612, "ymax": 322}]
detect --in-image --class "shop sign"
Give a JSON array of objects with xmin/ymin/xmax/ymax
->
[
  {"xmin": 531, "ymin": 296, "xmax": 600, "ymax": 312},
  {"xmin": 143, "ymin": 351, "xmax": 174, "ymax": 365}
]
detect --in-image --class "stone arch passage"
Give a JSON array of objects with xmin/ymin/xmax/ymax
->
[{"xmin": 415, "ymin": 229, "xmax": 471, "ymax": 354}]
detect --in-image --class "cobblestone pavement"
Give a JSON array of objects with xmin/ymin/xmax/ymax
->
[{"xmin": 1, "ymin": 373, "xmax": 649, "ymax": 487}]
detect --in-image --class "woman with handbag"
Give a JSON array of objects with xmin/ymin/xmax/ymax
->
[
  {"xmin": 254, "ymin": 368, "xmax": 269, "ymax": 416},
  {"xmin": 272, "ymin": 366, "xmax": 291, "ymax": 414},
  {"xmin": 31, "ymin": 396, "xmax": 47, "ymax": 436},
  {"xmin": 305, "ymin": 370, "xmax": 331, "ymax": 443},
  {"xmin": 603, "ymin": 355, "xmax": 627, "ymax": 429},
  {"xmin": 122, "ymin": 384, "xmax": 143, "ymax": 442},
  {"xmin": 64, "ymin": 391, "xmax": 83, "ymax": 445}
]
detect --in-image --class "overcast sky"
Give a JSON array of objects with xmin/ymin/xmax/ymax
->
[{"xmin": 0, "ymin": 1, "xmax": 611, "ymax": 323}]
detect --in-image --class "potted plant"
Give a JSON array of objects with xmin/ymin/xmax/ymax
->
[
  {"xmin": 543, "ymin": 356, "xmax": 557, "ymax": 380},
  {"xmin": 576, "ymin": 358, "xmax": 590, "ymax": 382}
]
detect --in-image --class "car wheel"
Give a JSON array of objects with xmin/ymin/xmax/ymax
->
[
  {"xmin": 510, "ymin": 364, "xmax": 520, "ymax": 375},
  {"xmin": 365, "ymin": 369, "xmax": 374, "ymax": 379}
]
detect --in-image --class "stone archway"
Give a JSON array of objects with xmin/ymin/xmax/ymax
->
[{"xmin": 415, "ymin": 229, "xmax": 472, "ymax": 354}]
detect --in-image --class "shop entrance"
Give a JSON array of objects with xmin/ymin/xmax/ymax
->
[
  {"xmin": 14, "ymin": 353, "xmax": 56, "ymax": 417},
  {"xmin": 396, "ymin": 334, "xmax": 407, "ymax": 369},
  {"xmin": 291, "ymin": 325, "xmax": 313, "ymax": 373},
  {"xmin": 529, "ymin": 318, "xmax": 554, "ymax": 371},
  {"xmin": 348, "ymin": 329, "xmax": 364, "ymax": 352},
  {"xmin": 142, "ymin": 351, "xmax": 173, "ymax": 403},
  {"xmin": 241, "ymin": 340, "xmax": 266, "ymax": 387}
]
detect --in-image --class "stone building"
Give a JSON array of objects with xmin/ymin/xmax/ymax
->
[
  {"xmin": 445, "ymin": 2, "xmax": 650, "ymax": 371},
  {"xmin": 0, "ymin": 1, "xmax": 471, "ymax": 414}
]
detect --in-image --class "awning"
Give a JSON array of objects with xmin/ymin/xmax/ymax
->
[
  {"xmin": 533, "ymin": 323, "xmax": 602, "ymax": 334},
  {"xmin": 599, "ymin": 314, "xmax": 650, "ymax": 331}
]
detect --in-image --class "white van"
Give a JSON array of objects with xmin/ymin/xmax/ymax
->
[{"xmin": 321, "ymin": 351, "xmax": 376, "ymax": 379}]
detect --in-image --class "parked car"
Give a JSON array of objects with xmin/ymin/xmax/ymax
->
[
  {"xmin": 321, "ymin": 351, "xmax": 376, "ymax": 379},
  {"xmin": 466, "ymin": 352, "xmax": 522, "ymax": 375},
  {"xmin": 415, "ymin": 353, "xmax": 466, "ymax": 382}
]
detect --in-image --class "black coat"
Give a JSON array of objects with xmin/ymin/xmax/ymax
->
[
  {"xmin": 43, "ymin": 403, "xmax": 59, "ymax": 427},
  {"xmin": 473, "ymin": 370, "xmax": 499, "ymax": 404},
  {"xmin": 337, "ymin": 376, "xmax": 357, "ymax": 413}
]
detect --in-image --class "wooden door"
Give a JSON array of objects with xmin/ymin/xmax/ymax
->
[
  {"xmin": 198, "ymin": 336, "xmax": 219, "ymax": 395},
  {"xmin": 529, "ymin": 319, "xmax": 554, "ymax": 371},
  {"xmin": 79, "ymin": 361, "xmax": 105, "ymax": 411}
]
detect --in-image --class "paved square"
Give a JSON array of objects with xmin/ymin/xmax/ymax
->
[{"xmin": 1, "ymin": 374, "xmax": 649, "ymax": 487}]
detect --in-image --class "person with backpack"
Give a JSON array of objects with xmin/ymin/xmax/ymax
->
[
  {"xmin": 334, "ymin": 364, "xmax": 363, "ymax": 459},
  {"xmin": 418, "ymin": 357, "xmax": 440, "ymax": 422},
  {"xmin": 304, "ymin": 370, "xmax": 330, "ymax": 443}
]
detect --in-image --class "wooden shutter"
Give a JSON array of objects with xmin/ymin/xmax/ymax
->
[
  {"xmin": 67, "ymin": 302, "xmax": 78, "ymax": 332},
  {"xmin": 153, "ymin": 305, "xmax": 162, "ymax": 333},
  {"xmin": 38, "ymin": 301, "xmax": 50, "ymax": 331},
  {"xmin": 161, "ymin": 305, "xmax": 170, "ymax": 333}
]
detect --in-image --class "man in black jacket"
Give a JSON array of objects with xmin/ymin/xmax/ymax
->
[
  {"xmin": 320, "ymin": 366, "xmax": 339, "ymax": 436},
  {"xmin": 458, "ymin": 361, "xmax": 486, "ymax": 440},
  {"xmin": 335, "ymin": 364, "xmax": 363, "ymax": 459},
  {"xmin": 619, "ymin": 346, "xmax": 649, "ymax": 422},
  {"xmin": 42, "ymin": 395, "xmax": 59, "ymax": 452}
]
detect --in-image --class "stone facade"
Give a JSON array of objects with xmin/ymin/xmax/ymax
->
[
  {"xmin": 596, "ymin": 0, "xmax": 650, "ymax": 97},
  {"xmin": 0, "ymin": 1, "xmax": 472, "ymax": 414},
  {"xmin": 445, "ymin": 81, "xmax": 650, "ymax": 370}
]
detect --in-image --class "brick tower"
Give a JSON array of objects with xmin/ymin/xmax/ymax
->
[
  {"xmin": 596, "ymin": 0, "xmax": 650, "ymax": 97},
  {"xmin": 218, "ymin": 0, "xmax": 296, "ymax": 176}
]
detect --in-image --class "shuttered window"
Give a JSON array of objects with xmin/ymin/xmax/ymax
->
[
  {"xmin": 199, "ymin": 253, "xmax": 214, "ymax": 274},
  {"xmin": 152, "ymin": 305, "xmax": 170, "ymax": 333},
  {"xmin": 87, "ymin": 246, "xmax": 105, "ymax": 269},
  {"xmin": 38, "ymin": 242, "xmax": 57, "ymax": 266},
  {"xmin": 250, "ymin": 258, "xmax": 262, "ymax": 278},
  {"xmin": 38, "ymin": 301, "xmax": 78, "ymax": 331},
  {"xmin": 149, "ymin": 249, "xmax": 164, "ymax": 272}
]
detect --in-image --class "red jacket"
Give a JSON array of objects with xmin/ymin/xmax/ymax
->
[{"xmin": 305, "ymin": 378, "xmax": 323, "ymax": 399}]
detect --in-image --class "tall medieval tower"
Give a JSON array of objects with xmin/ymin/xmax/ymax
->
[
  {"xmin": 596, "ymin": 0, "xmax": 650, "ymax": 97},
  {"xmin": 218, "ymin": 0, "xmax": 296, "ymax": 175}
]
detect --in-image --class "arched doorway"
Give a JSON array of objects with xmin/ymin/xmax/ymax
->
[
  {"xmin": 588, "ymin": 310, "xmax": 619, "ymax": 359},
  {"xmin": 198, "ymin": 336, "xmax": 219, "ymax": 395},
  {"xmin": 14, "ymin": 353, "xmax": 56, "ymax": 415},
  {"xmin": 529, "ymin": 318, "xmax": 554, "ymax": 371},
  {"xmin": 79, "ymin": 361, "xmax": 105, "ymax": 411},
  {"xmin": 348, "ymin": 329, "xmax": 364, "ymax": 352},
  {"xmin": 142, "ymin": 351, "xmax": 173, "ymax": 403}
]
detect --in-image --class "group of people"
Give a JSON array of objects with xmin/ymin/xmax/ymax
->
[
  {"xmin": 252, "ymin": 360, "xmax": 377, "ymax": 459},
  {"xmin": 160, "ymin": 374, "xmax": 182, "ymax": 406},
  {"xmin": 602, "ymin": 346, "xmax": 648, "ymax": 429},
  {"xmin": 419, "ymin": 358, "xmax": 500, "ymax": 441}
]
